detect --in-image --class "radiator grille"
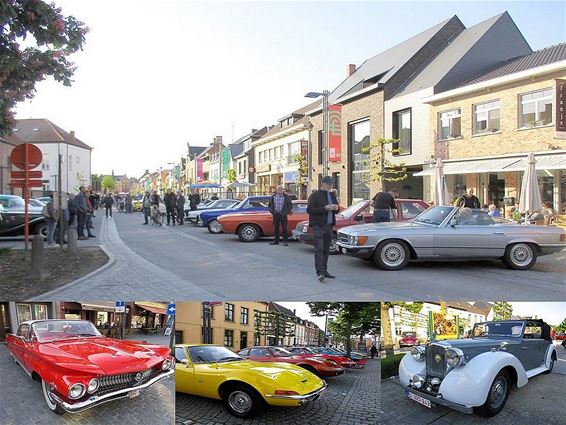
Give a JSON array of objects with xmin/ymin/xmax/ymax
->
[
  {"xmin": 426, "ymin": 344, "xmax": 446, "ymax": 379},
  {"xmin": 97, "ymin": 369, "xmax": 153, "ymax": 395},
  {"xmin": 337, "ymin": 233, "xmax": 348, "ymax": 244}
]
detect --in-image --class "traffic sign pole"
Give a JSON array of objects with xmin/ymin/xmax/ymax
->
[{"xmin": 24, "ymin": 144, "xmax": 29, "ymax": 250}]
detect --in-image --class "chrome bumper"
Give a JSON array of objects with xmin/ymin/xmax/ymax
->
[
  {"xmin": 50, "ymin": 369, "xmax": 174, "ymax": 413},
  {"xmin": 336, "ymin": 242, "xmax": 375, "ymax": 258},
  {"xmin": 264, "ymin": 381, "xmax": 327, "ymax": 404},
  {"xmin": 392, "ymin": 380, "xmax": 473, "ymax": 415}
]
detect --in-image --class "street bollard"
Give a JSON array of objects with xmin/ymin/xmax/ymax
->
[
  {"xmin": 67, "ymin": 225, "xmax": 78, "ymax": 257},
  {"xmin": 30, "ymin": 234, "xmax": 48, "ymax": 280}
]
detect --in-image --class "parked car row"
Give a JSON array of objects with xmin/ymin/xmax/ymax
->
[{"xmin": 0, "ymin": 194, "xmax": 48, "ymax": 238}]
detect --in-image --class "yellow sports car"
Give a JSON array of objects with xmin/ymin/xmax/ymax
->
[{"xmin": 175, "ymin": 344, "xmax": 326, "ymax": 418}]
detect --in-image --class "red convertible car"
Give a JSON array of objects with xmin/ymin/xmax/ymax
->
[
  {"xmin": 286, "ymin": 346, "xmax": 357, "ymax": 368},
  {"xmin": 237, "ymin": 346, "xmax": 344, "ymax": 377},
  {"xmin": 218, "ymin": 200, "xmax": 309, "ymax": 242},
  {"xmin": 292, "ymin": 199, "xmax": 428, "ymax": 253},
  {"xmin": 6, "ymin": 319, "xmax": 174, "ymax": 414}
]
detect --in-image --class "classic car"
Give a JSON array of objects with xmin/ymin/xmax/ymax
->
[
  {"xmin": 293, "ymin": 199, "xmax": 428, "ymax": 254},
  {"xmin": 218, "ymin": 200, "xmax": 308, "ymax": 242},
  {"xmin": 187, "ymin": 198, "xmax": 239, "ymax": 222},
  {"xmin": 237, "ymin": 346, "xmax": 344, "ymax": 377},
  {"xmin": 199, "ymin": 195, "xmax": 271, "ymax": 233},
  {"xmin": 29, "ymin": 198, "xmax": 46, "ymax": 207},
  {"xmin": 310, "ymin": 347, "xmax": 366, "ymax": 368},
  {"xmin": 6, "ymin": 319, "xmax": 174, "ymax": 414},
  {"xmin": 336, "ymin": 205, "xmax": 566, "ymax": 270},
  {"xmin": 553, "ymin": 332, "xmax": 566, "ymax": 340},
  {"xmin": 399, "ymin": 331, "xmax": 420, "ymax": 347},
  {"xmin": 287, "ymin": 346, "xmax": 357, "ymax": 368},
  {"xmin": 399, "ymin": 319, "xmax": 557, "ymax": 417},
  {"xmin": 175, "ymin": 344, "xmax": 326, "ymax": 418},
  {"xmin": 0, "ymin": 195, "xmax": 47, "ymax": 238}
]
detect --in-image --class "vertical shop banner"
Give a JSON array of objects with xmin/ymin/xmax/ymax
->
[
  {"xmin": 556, "ymin": 79, "xmax": 566, "ymax": 138},
  {"xmin": 222, "ymin": 148, "xmax": 231, "ymax": 178},
  {"xmin": 196, "ymin": 159, "xmax": 204, "ymax": 183},
  {"xmin": 428, "ymin": 311, "xmax": 459, "ymax": 341},
  {"xmin": 328, "ymin": 104, "xmax": 342, "ymax": 162}
]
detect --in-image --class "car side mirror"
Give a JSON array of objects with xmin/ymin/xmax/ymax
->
[
  {"xmin": 354, "ymin": 214, "xmax": 364, "ymax": 222},
  {"xmin": 449, "ymin": 218, "xmax": 458, "ymax": 227},
  {"xmin": 180, "ymin": 358, "xmax": 188, "ymax": 365}
]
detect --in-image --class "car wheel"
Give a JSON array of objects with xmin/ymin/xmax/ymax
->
[
  {"xmin": 237, "ymin": 224, "xmax": 260, "ymax": 242},
  {"xmin": 476, "ymin": 370, "xmax": 510, "ymax": 417},
  {"xmin": 503, "ymin": 243, "xmax": 537, "ymax": 270},
  {"xmin": 329, "ymin": 237, "xmax": 341, "ymax": 255},
  {"xmin": 223, "ymin": 384, "xmax": 261, "ymax": 418},
  {"xmin": 34, "ymin": 222, "xmax": 48, "ymax": 239},
  {"xmin": 543, "ymin": 354, "xmax": 556, "ymax": 374},
  {"xmin": 207, "ymin": 219, "xmax": 223, "ymax": 234},
  {"xmin": 41, "ymin": 379, "xmax": 65, "ymax": 415},
  {"xmin": 373, "ymin": 240, "xmax": 410, "ymax": 271}
]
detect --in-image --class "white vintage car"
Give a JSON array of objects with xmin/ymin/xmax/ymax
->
[{"xmin": 398, "ymin": 319, "xmax": 557, "ymax": 417}]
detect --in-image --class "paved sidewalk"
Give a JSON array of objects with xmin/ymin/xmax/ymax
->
[{"xmin": 29, "ymin": 216, "xmax": 215, "ymax": 301}]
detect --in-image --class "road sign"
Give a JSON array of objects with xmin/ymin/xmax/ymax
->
[
  {"xmin": 10, "ymin": 144, "xmax": 43, "ymax": 170},
  {"xmin": 10, "ymin": 179, "xmax": 44, "ymax": 188},
  {"xmin": 115, "ymin": 301, "xmax": 126, "ymax": 313},
  {"xmin": 167, "ymin": 303, "xmax": 176, "ymax": 315},
  {"xmin": 164, "ymin": 327, "xmax": 172, "ymax": 336},
  {"xmin": 11, "ymin": 170, "xmax": 42, "ymax": 179}
]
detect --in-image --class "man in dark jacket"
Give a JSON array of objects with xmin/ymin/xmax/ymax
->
[
  {"xmin": 164, "ymin": 188, "xmax": 177, "ymax": 226},
  {"xmin": 372, "ymin": 190, "xmax": 396, "ymax": 223},
  {"xmin": 457, "ymin": 187, "xmax": 481, "ymax": 209},
  {"xmin": 189, "ymin": 190, "xmax": 201, "ymax": 211},
  {"xmin": 176, "ymin": 190, "xmax": 185, "ymax": 225},
  {"xmin": 268, "ymin": 185, "xmax": 293, "ymax": 246},
  {"xmin": 307, "ymin": 176, "xmax": 339, "ymax": 282}
]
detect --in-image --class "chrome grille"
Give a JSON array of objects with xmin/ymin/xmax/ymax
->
[
  {"xmin": 426, "ymin": 344, "xmax": 446, "ymax": 379},
  {"xmin": 337, "ymin": 233, "xmax": 348, "ymax": 244},
  {"xmin": 97, "ymin": 369, "xmax": 153, "ymax": 395}
]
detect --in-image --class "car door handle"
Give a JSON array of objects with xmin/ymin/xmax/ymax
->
[
  {"xmin": 493, "ymin": 232, "xmax": 505, "ymax": 235},
  {"xmin": 521, "ymin": 346, "xmax": 528, "ymax": 350}
]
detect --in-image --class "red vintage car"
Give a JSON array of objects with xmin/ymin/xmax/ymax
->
[
  {"xmin": 6, "ymin": 319, "xmax": 174, "ymax": 414},
  {"xmin": 218, "ymin": 200, "xmax": 309, "ymax": 242},
  {"xmin": 286, "ymin": 346, "xmax": 357, "ymax": 368},
  {"xmin": 398, "ymin": 331, "xmax": 419, "ymax": 347},
  {"xmin": 292, "ymin": 199, "xmax": 429, "ymax": 253},
  {"xmin": 237, "ymin": 346, "xmax": 344, "ymax": 377}
]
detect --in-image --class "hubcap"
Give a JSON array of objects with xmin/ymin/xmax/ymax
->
[
  {"xmin": 228, "ymin": 390, "xmax": 252, "ymax": 414},
  {"xmin": 381, "ymin": 243, "xmax": 405, "ymax": 267},
  {"xmin": 210, "ymin": 221, "xmax": 222, "ymax": 233},
  {"xmin": 489, "ymin": 376, "xmax": 507, "ymax": 409},
  {"xmin": 242, "ymin": 226, "xmax": 256, "ymax": 240},
  {"xmin": 511, "ymin": 244, "xmax": 532, "ymax": 266}
]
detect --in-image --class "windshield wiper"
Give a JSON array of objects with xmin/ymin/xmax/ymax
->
[{"xmin": 217, "ymin": 357, "xmax": 242, "ymax": 363}]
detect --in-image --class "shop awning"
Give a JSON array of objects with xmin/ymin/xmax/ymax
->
[
  {"xmin": 414, "ymin": 152, "xmax": 566, "ymax": 176},
  {"xmin": 134, "ymin": 303, "xmax": 167, "ymax": 315},
  {"xmin": 81, "ymin": 302, "xmax": 116, "ymax": 312}
]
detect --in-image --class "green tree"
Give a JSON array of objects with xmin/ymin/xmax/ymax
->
[
  {"xmin": 362, "ymin": 138, "xmax": 408, "ymax": 191},
  {"xmin": 226, "ymin": 169, "xmax": 237, "ymax": 183},
  {"xmin": 554, "ymin": 318, "xmax": 566, "ymax": 333},
  {"xmin": 0, "ymin": 0, "xmax": 88, "ymax": 135},
  {"xmin": 307, "ymin": 302, "xmax": 380, "ymax": 355},
  {"xmin": 101, "ymin": 175, "xmax": 116, "ymax": 192},
  {"xmin": 493, "ymin": 302, "xmax": 513, "ymax": 321}
]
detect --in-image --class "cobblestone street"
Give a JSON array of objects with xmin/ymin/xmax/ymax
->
[
  {"xmin": 175, "ymin": 358, "xmax": 380, "ymax": 425},
  {"xmin": 0, "ymin": 344, "xmax": 175, "ymax": 425}
]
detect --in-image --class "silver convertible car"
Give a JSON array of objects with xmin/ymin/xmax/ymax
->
[{"xmin": 336, "ymin": 206, "xmax": 566, "ymax": 271}]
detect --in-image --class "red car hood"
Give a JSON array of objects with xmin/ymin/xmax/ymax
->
[{"xmin": 39, "ymin": 337, "xmax": 168, "ymax": 375}]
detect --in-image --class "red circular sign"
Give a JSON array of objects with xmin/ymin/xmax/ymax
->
[{"xmin": 10, "ymin": 143, "xmax": 42, "ymax": 170}]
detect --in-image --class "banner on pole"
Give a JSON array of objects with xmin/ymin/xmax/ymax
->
[{"xmin": 328, "ymin": 105, "xmax": 342, "ymax": 162}]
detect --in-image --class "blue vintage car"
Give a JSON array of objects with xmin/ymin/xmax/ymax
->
[{"xmin": 199, "ymin": 195, "xmax": 271, "ymax": 234}]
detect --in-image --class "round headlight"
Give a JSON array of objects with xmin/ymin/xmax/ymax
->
[
  {"xmin": 445, "ymin": 348, "xmax": 465, "ymax": 368},
  {"xmin": 87, "ymin": 378, "xmax": 99, "ymax": 394},
  {"xmin": 411, "ymin": 346, "xmax": 425, "ymax": 361},
  {"xmin": 68, "ymin": 383, "xmax": 86, "ymax": 399},
  {"xmin": 162, "ymin": 358, "xmax": 172, "ymax": 370}
]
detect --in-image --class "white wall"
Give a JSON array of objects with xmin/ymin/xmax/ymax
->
[{"xmin": 39, "ymin": 143, "xmax": 91, "ymax": 193}]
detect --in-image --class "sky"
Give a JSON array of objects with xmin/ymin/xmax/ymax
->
[
  {"xmin": 510, "ymin": 302, "xmax": 566, "ymax": 325},
  {"xmin": 14, "ymin": 0, "xmax": 566, "ymax": 178},
  {"xmin": 278, "ymin": 302, "xmax": 330, "ymax": 330}
]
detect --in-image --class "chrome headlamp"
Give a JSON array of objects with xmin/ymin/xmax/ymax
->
[
  {"xmin": 87, "ymin": 378, "xmax": 99, "ymax": 394},
  {"xmin": 411, "ymin": 346, "xmax": 425, "ymax": 361},
  {"xmin": 68, "ymin": 383, "xmax": 86, "ymax": 399},
  {"xmin": 162, "ymin": 358, "xmax": 172, "ymax": 370},
  {"xmin": 445, "ymin": 347, "xmax": 465, "ymax": 368}
]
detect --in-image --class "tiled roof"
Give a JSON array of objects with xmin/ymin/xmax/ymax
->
[
  {"xmin": 7, "ymin": 118, "xmax": 92, "ymax": 150},
  {"xmin": 463, "ymin": 42, "xmax": 566, "ymax": 85}
]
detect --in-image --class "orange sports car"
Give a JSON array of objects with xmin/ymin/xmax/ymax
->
[{"xmin": 218, "ymin": 200, "xmax": 308, "ymax": 242}]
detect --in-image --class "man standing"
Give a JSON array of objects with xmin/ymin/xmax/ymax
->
[
  {"xmin": 176, "ymin": 190, "xmax": 185, "ymax": 225},
  {"xmin": 372, "ymin": 190, "xmax": 397, "ymax": 223},
  {"xmin": 142, "ymin": 190, "xmax": 151, "ymax": 225},
  {"xmin": 75, "ymin": 186, "xmax": 88, "ymax": 240},
  {"xmin": 189, "ymin": 189, "xmax": 201, "ymax": 211},
  {"xmin": 268, "ymin": 185, "xmax": 293, "ymax": 246},
  {"xmin": 164, "ymin": 188, "xmax": 177, "ymax": 226},
  {"xmin": 307, "ymin": 176, "xmax": 339, "ymax": 282},
  {"xmin": 457, "ymin": 187, "xmax": 481, "ymax": 209},
  {"xmin": 103, "ymin": 192, "xmax": 114, "ymax": 218}
]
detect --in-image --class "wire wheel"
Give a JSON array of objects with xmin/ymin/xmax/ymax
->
[{"xmin": 504, "ymin": 243, "xmax": 536, "ymax": 270}]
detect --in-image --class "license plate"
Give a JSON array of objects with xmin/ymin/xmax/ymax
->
[
  {"xmin": 407, "ymin": 391, "xmax": 431, "ymax": 408},
  {"xmin": 128, "ymin": 389, "xmax": 141, "ymax": 399}
]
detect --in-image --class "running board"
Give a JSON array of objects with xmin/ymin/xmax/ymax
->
[{"xmin": 526, "ymin": 365, "xmax": 548, "ymax": 378}]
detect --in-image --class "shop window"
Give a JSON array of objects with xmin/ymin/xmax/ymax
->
[
  {"xmin": 519, "ymin": 88, "xmax": 553, "ymax": 128},
  {"xmin": 392, "ymin": 109, "xmax": 412, "ymax": 155},
  {"xmin": 473, "ymin": 100, "xmax": 500, "ymax": 134},
  {"xmin": 224, "ymin": 330, "xmax": 234, "ymax": 347},
  {"xmin": 349, "ymin": 119, "xmax": 370, "ymax": 203},
  {"xmin": 438, "ymin": 109, "xmax": 461, "ymax": 140},
  {"xmin": 16, "ymin": 304, "xmax": 32, "ymax": 323}
]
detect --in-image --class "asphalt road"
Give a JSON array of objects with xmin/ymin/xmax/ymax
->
[
  {"xmin": 380, "ymin": 341, "xmax": 566, "ymax": 424},
  {"xmin": 175, "ymin": 357, "xmax": 380, "ymax": 425},
  {"xmin": 0, "ymin": 344, "xmax": 175, "ymax": 425},
  {"xmin": 111, "ymin": 212, "xmax": 565, "ymax": 302}
]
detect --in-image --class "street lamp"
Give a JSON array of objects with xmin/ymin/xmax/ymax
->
[{"xmin": 305, "ymin": 90, "xmax": 330, "ymax": 177}]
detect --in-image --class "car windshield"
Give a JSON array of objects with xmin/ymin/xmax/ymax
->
[
  {"xmin": 32, "ymin": 320, "xmax": 102, "ymax": 342},
  {"xmin": 337, "ymin": 201, "xmax": 369, "ymax": 219},
  {"xmin": 188, "ymin": 346, "xmax": 244, "ymax": 364},
  {"xmin": 413, "ymin": 206, "xmax": 454, "ymax": 226},
  {"xmin": 472, "ymin": 321, "xmax": 524, "ymax": 338},
  {"xmin": 0, "ymin": 196, "xmax": 25, "ymax": 209},
  {"xmin": 402, "ymin": 332, "xmax": 417, "ymax": 338},
  {"xmin": 270, "ymin": 347, "xmax": 293, "ymax": 357}
]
